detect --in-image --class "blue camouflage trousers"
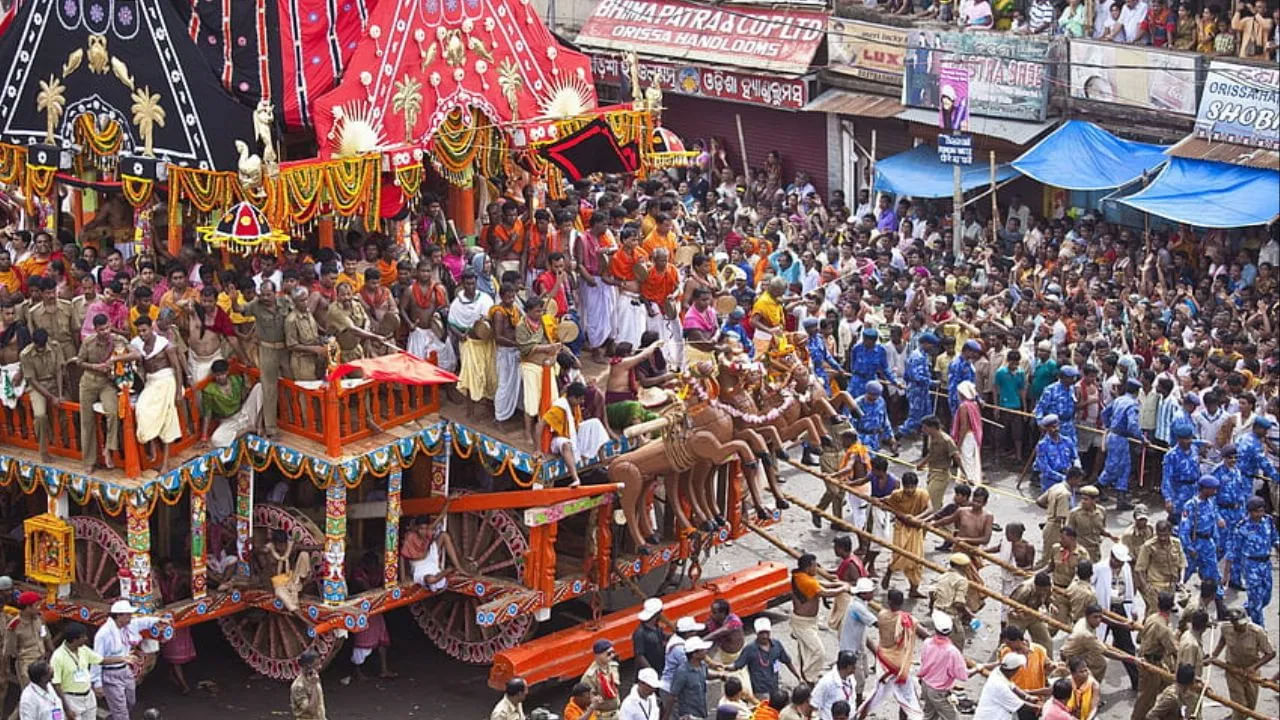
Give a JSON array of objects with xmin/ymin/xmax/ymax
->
[
  {"xmin": 1184, "ymin": 537, "xmax": 1223, "ymax": 596},
  {"xmin": 1243, "ymin": 557, "xmax": 1273, "ymax": 626},
  {"xmin": 1097, "ymin": 433, "xmax": 1132, "ymax": 492},
  {"xmin": 898, "ymin": 385, "xmax": 932, "ymax": 435},
  {"xmin": 1217, "ymin": 509, "xmax": 1245, "ymax": 582}
]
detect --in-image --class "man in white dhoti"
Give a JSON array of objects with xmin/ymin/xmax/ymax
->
[
  {"xmin": 130, "ymin": 316, "xmax": 186, "ymax": 473},
  {"xmin": 489, "ymin": 283, "xmax": 523, "ymax": 424},
  {"xmin": 952, "ymin": 380, "xmax": 983, "ymax": 485},
  {"xmin": 608, "ymin": 227, "xmax": 649, "ymax": 350},
  {"xmin": 199, "ymin": 360, "xmax": 264, "ymax": 447},
  {"xmin": 447, "ymin": 270, "xmax": 496, "ymax": 418},
  {"xmin": 0, "ymin": 300, "xmax": 27, "ymax": 408},
  {"xmin": 399, "ymin": 514, "xmax": 463, "ymax": 591},
  {"xmin": 576, "ymin": 213, "xmax": 617, "ymax": 363},
  {"xmin": 535, "ymin": 382, "xmax": 609, "ymax": 487}
]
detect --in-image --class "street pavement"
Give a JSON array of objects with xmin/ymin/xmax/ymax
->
[{"xmin": 99, "ymin": 440, "xmax": 1280, "ymax": 719}]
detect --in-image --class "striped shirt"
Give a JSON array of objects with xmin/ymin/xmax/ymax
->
[{"xmin": 1154, "ymin": 394, "xmax": 1181, "ymax": 444}]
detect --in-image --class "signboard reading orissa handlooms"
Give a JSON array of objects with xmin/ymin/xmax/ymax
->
[
  {"xmin": 1195, "ymin": 60, "xmax": 1280, "ymax": 150},
  {"xmin": 577, "ymin": 0, "xmax": 828, "ymax": 75},
  {"xmin": 902, "ymin": 30, "xmax": 1055, "ymax": 122}
]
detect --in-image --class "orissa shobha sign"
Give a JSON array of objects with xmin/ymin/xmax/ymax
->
[{"xmin": 576, "ymin": 0, "xmax": 827, "ymax": 76}]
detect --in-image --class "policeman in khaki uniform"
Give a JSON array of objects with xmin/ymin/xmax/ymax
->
[
  {"xmin": 1132, "ymin": 592, "xmax": 1179, "ymax": 720},
  {"xmin": 18, "ymin": 330, "xmax": 63, "ymax": 462},
  {"xmin": 579, "ymin": 639, "xmax": 620, "ymax": 720},
  {"xmin": 1149, "ymin": 664, "xmax": 1200, "ymax": 720},
  {"xmin": 1041, "ymin": 526, "xmax": 1091, "ymax": 589},
  {"xmin": 240, "ymin": 281, "xmax": 289, "ymax": 439},
  {"xmin": 1036, "ymin": 466, "xmax": 1081, "ymax": 560},
  {"xmin": 285, "ymin": 288, "xmax": 329, "ymax": 428},
  {"xmin": 1053, "ymin": 561, "xmax": 1098, "ymax": 628},
  {"xmin": 26, "ymin": 276, "xmax": 76, "ymax": 391},
  {"xmin": 1211, "ymin": 608, "xmax": 1276, "ymax": 720},
  {"xmin": 4, "ymin": 591, "xmax": 52, "ymax": 714},
  {"xmin": 73, "ymin": 315, "xmax": 124, "ymax": 472},
  {"xmin": 1118, "ymin": 505, "xmax": 1155, "ymax": 565},
  {"xmin": 929, "ymin": 553, "xmax": 972, "ymax": 650},
  {"xmin": 1066, "ymin": 486, "xmax": 1113, "ymax": 563},
  {"xmin": 1135, "ymin": 520, "xmax": 1186, "ymax": 614}
]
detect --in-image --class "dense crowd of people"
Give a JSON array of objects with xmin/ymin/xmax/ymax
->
[{"xmin": 1, "ymin": 134, "xmax": 1278, "ymax": 720}]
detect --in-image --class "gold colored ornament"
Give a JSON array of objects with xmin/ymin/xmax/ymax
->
[
  {"xmin": 497, "ymin": 59, "xmax": 522, "ymax": 121},
  {"xmin": 111, "ymin": 56, "xmax": 135, "ymax": 91},
  {"xmin": 35, "ymin": 75, "xmax": 66, "ymax": 145},
  {"xmin": 24, "ymin": 513, "xmax": 76, "ymax": 595},
  {"xmin": 420, "ymin": 42, "xmax": 438, "ymax": 72},
  {"xmin": 391, "ymin": 75, "xmax": 423, "ymax": 144},
  {"xmin": 61, "ymin": 48, "xmax": 83, "ymax": 78},
  {"xmin": 468, "ymin": 37, "xmax": 494, "ymax": 63},
  {"xmin": 130, "ymin": 86, "xmax": 166, "ymax": 158},
  {"xmin": 253, "ymin": 99, "xmax": 278, "ymax": 170},
  {"xmin": 441, "ymin": 29, "xmax": 465, "ymax": 67},
  {"xmin": 87, "ymin": 34, "xmax": 110, "ymax": 74}
]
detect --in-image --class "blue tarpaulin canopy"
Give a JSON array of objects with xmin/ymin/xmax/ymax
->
[
  {"xmin": 1011, "ymin": 120, "xmax": 1169, "ymax": 191},
  {"xmin": 874, "ymin": 144, "xmax": 1019, "ymax": 199},
  {"xmin": 1118, "ymin": 157, "xmax": 1279, "ymax": 228}
]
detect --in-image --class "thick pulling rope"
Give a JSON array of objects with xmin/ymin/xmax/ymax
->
[
  {"xmin": 780, "ymin": 455, "xmax": 1280, "ymax": 693},
  {"xmin": 782, "ymin": 492, "xmax": 1271, "ymax": 720}
]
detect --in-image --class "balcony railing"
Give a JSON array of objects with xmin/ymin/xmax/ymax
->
[{"xmin": 0, "ymin": 356, "xmax": 442, "ymax": 477}]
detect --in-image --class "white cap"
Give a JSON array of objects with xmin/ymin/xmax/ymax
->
[
  {"xmin": 109, "ymin": 600, "xmax": 137, "ymax": 615},
  {"xmin": 684, "ymin": 637, "xmax": 712, "ymax": 653},
  {"xmin": 1110, "ymin": 544, "xmax": 1132, "ymax": 563},
  {"xmin": 637, "ymin": 667, "xmax": 661, "ymax": 688},
  {"xmin": 676, "ymin": 616, "xmax": 706, "ymax": 634},
  {"xmin": 1001, "ymin": 653, "xmax": 1027, "ymax": 671},
  {"xmin": 932, "ymin": 612, "xmax": 954, "ymax": 634},
  {"xmin": 638, "ymin": 598, "xmax": 663, "ymax": 622},
  {"xmin": 754, "ymin": 617, "xmax": 772, "ymax": 634},
  {"xmin": 852, "ymin": 578, "xmax": 876, "ymax": 594}
]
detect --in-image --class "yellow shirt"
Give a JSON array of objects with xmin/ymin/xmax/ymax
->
[
  {"xmin": 128, "ymin": 305, "xmax": 160, "ymax": 337},
  {"xmin": 751, "ymin": 293, "xmax": 784, "ymax": 329},
  {"xmin": 217, "ymin": 291, "xmax": 253, "ymax": 325},
  {"xmin": 51, "ymin": 643, "xmax": 102, "ymax": 694}
]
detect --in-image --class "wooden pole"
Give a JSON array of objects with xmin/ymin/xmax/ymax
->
[
  {"xmin": 952, "ymin": 164, "xmax": 964, "ymax": 258},
  {"xmin": 734, "ymin": 114, "xmax": 750, "ymax": 179},
  {"xmin": 989, "ymin": 150, "xmax": 1000, "ymax": 230},
  {"xmin": 870, "ymin": 129, "xmax": 878, "ymax": 206},
  {"xmin": 786, "ymin": 493, "xmax": 1273, "ymax": 720}
]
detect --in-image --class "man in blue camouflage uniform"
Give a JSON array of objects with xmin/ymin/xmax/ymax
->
[
  {"xmin": 1177, "ymin": 475, "xmax": 1225, "ymax": 600},
  {"xmin": 1210, "ymin": 444, "xmax": 1248, "ymax": 587},
  {"xmin": 947, "ymin": 339, "xmax": 981, "ymax": 417},
  {"xmin": 1225, "ymin": 497, "xmax": 1280, "ymax": 626},
  {"xmin": 897, "ymin": 332, "xmax": 939, "ymax": 437},
  {"xmin": 853, "ymin": 381, "xmax": 896, "ymax": 453},
  {"xmin": 846, "ymin": 327, "xmax": 897, "ymax": 399},
  {"xmin": 1169, "ymin": 392, "xmax": 1199, "ymax": 444},
  {"xmin": 1034, "ymin": 414, "xmax": 1079, "ymax": 492},
  {"xmin": 802, "ymin": 317, "xmax": 844, "ymax": 395},
  {"xmin": 1238, "ymin": 416, "xmax": 1279, "ymax": 505},
  {"xmin": 1161, "ymin": 424, "xmax": 1201, "ymax": 519},
  {"xmin": 1035, "ymin": 365, "xmax": 1081, "ymax": 447},
  {"xmin": 1098, "ymin": 377, "xmax": 1143, "ymax": 510}
]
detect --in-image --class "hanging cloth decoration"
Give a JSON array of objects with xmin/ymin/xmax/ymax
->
[
  {"xmin": 0, "ymin": 143, "xmax": 25, "ymax": 186},
  {"xmin": 197, "ymin": 201, "xmax": 291, "ymax": 256},
  {"xmin": 74, "ymin": 113, "xmax": 124, "ymax": 172},
  {"xmin": 429, "ymin": 109, "xmax": 480, "ymax": 186},
  {"xmin": 121, "ymin": 174, "xmax": 155, "ymax": 208}
]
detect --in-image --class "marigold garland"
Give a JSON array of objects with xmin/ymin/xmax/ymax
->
[
  {"xmin": 121, "ymin": 174, "xmax": 154, "ymax": 207},
  {"xmin": 23, "ymin": 164, "xmax": 57, "ymax": 213},
  {"xmin": 431, "ymin": 109, "xmax": 480, "ymax": 186},
  {"xmin": 74, "ymin": 113, "xmax": 124, "ymax": 158},
  {"xmin": 394, "ymin": 163, "xmax": 423, "ymax": 200},
  {"xmin": 0, "ymin": 142, "xmax": 27, "ymax": 186}
]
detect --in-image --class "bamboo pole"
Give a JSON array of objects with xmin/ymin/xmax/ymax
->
[
  {"xmin": 784, "ymin": 492, "xmax": 1272, "ymax": 720},
  {"xmin": 990, "ymin": 151, "xmax": 999, "ymax": 232},
  {"xmin": 780, "ymin": 458, "xmax": 1280, "ymax": 694}
]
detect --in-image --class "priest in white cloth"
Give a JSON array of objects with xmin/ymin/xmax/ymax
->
[
  {"xmin": 535, "ymin": 382, "xmax": 609, "ymax": 488},
  {"xmin": 447, "ymin": 270, "xmax": 496, "ymax": 417},
  {"xmin": 130, "ymin": 315, "xmax": 186, "ymax": 473},
  {"xmin": 1091, "ymin": 543, "xmax": 1144, "ymax": 641},
  {"xmin": 489, "ymin": 282, "xmax": 524, "ymax": 424}
]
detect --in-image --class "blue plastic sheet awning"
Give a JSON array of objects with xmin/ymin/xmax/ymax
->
[
  {"xmin": 1118, "ymin": 156, "xmax": 1280, "ymax": 228},
  {"xmin": 1011, "ymin": 120, "xmax": 1170, "ymax": 191},
  {"xmin": 874, "ymin": 145, "xmax": 1019, "ymax": 199}
]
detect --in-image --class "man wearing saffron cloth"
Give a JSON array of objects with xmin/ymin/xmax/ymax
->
[
  {"xmin": 791, "ymin": 553, "xmax": 849, "ymax": 685},
  {"xmin": 401, "ymin": 262, "xmax": 448, "ymax": 360},
  {"xmin": 536, "ymin": 382, "xmax": 609, "ymax": 488},
  {"xmin": 609, "ymin": 227, "xmax": 649, "ymax": 350},
  {"xmin": 639, "ymin": 247, "xmax": 681, "ymax": 367},
  {"xmin": 751, "ymin": 277, "xmax": 792, "ymax": 358},
  {"xmin": 856, "ymin": 588, "xmax": 926, "ymax": 720},
  {"xmin": 516, "ymin": 295, "xmax": 561, "ymax": 447},
  {"xmin": 576, "ymin": 212, "xmax": 615, "ymax": 364}
]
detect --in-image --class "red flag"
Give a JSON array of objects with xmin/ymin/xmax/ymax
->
[{"xmin": 328, "ymin": 352, "xmax": 459, "ymax": 385}]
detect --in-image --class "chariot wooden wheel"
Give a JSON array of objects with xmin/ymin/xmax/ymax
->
[
  {"xmin": 410, "ymin": 493, "xmax": 536, "ymax": 663},
  {"xmin": 217, "ymin": 504, "xmax": 339, "ymax": 681},
  {"xmin": 70, "ymin": 516, "xmax": 157, "ymax": 681}
]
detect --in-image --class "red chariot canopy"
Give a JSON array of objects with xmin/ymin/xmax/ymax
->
[{"xmin": 310, "ymin": 0, "xmax": 597, "ymax": 156}]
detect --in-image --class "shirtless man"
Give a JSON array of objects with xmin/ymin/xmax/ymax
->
[
  {"xmin": 308, "ymin": 263, "xmax": 340, "ymax": 324},
  {"xmin": 400, "ymin": 262, "xmax": 447, "ymax": 360},
  {"xmin": 328, "ymin": 281, "xmax": 390, "ymax": 431},
  {"xmin": 359, "ymin": 268, "xmax": 399, "ymax": 350},
  {"xmin": 936, "ymin": 485, "xmax": 995, "ymax": 550},
  {"xmin": 984, "ymin": 521, "xmax": 1036, "ymax": 626},
  {"xmin": 0, "ymin": 300, "xmax": 27, "ymax": 409},
  {"xmin": 791, "ymin": 553, "xmax": 848, "ymax": 684},
  {"xmin": 184, "ymin": 285, "xmax": 243, "ymax": 384},
  {"xmin": 257, "ymin": 529, "xmax": 322, "ymax": 613},
  {"xmin": 131, "ymin": 315, "xmax": 186, "ymax": 473}
]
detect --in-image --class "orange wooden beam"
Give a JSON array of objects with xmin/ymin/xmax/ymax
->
[
  {"xmin": 488, "ymin": 561, "xmax": 789, "ymax": 690},
  {"xmin": 401, "ymin": 484, "xmax": 620, "ymax": 517}
]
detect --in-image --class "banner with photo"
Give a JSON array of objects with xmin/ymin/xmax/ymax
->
[
  {"xmin": 902, "ymin": 30, "xmax": 1055, "ymax": 122},
  {"xmin": 1068, "ymin": 39, "xmax": 1200, "ymax": 116},
  {"xmin": 827, "ymin": 18, "xmax": 909, "ymax": 86}
]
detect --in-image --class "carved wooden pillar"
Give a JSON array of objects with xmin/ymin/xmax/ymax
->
[
  {"xmin": 384, "ymin": 470, "xmax": 402, "ymax": 589},
  {"xmin": 322, "ymin": 482, "xmax": 348, "ymax": 604},
  {"xmin": 125, "ymin": 501, "xmax": 156, "ymax": 611},
  {"xmin": 235, "ymin": 468, "xmax": 255, "ymax": 579},
  {"xmin": 189, "ymin": 489, "xmax": 208, "ymax": 600}
]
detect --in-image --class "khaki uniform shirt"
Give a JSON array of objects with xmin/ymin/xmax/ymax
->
[
  {"xmin": 1220, "ymin": 621, "xmax": 1274, "ymax": 666},
  {"xmin": 490, "ymin": 696, "xmax": 525, "ymax": 720},
  {"xmin": 1046, "ymin": 543, "xmax": 1091, "ymax": 588},
  {"xmin": 243, "ymin": 298, "xmax": 289, "ymax": 344},
  {"xmin": 1149, "ymin": 684, "xmax": 1198, "ymax": 720},
  {"xmin": 1061, "ymin": 617, "xmax": 1106, "ymax": 665},
  {"xmin": 932, "ymin": 571, "xmax": 969, "ymax": 617},
  {"xmin": 1066, "ymin": 505, "xmax": 1107, "ymax": 563},
  {"xmin": 1137, "ymin": 612, "xmax": 1179, "ymax": 669},
  {"xmin": 1041, "ymin": 483, "xmax": 1072, "ymax": 524},
  {"xmin": 19, "ymin": 342, "xmax": 61, "ymax": 384},
  {"xmin": 579, "ymin": 659, "xmax": 621, "ymax": 716},
  {"xmin": 29, "ymin": 299, "xmax": 77, "ymax": 350},
  {"xmin": 1008, "ymin": 578, "xmax": 1050, "ymax": 628},
  {"xmin": 324, "ymin": 301, "xmax": 369, "ymax": 359},
  {"xmin": 70, "ymin": 295, "xmax": 93, "ymax": 336},
  {"xmin": 289, "ymin": 673, "xmax": 326, "ymax": 719},
  {"xmin": 1136, "ymin": 538, "xmax": 1186, "ymax": 592},
  {"xmin": 1176, "ymin": 629, "xmax": 1205, "ymax": 672},
  {"xmin": 1120, "ymin": 524, "xmax": 1155, "ymax": 564},
  {"xmin": 1054, "ymin": 577, "xmax": 1098, "ymax": 625},
  {"xmin": 4, "ymin": 616, "xmax": 46, "ymax": 663},
  {"xmin": 924, "ymin": 434, "xmax": 960, "ymax": 469},
  {"xmin": 286, "ymin": 310, "xmax": 324, "ymax": 378}
]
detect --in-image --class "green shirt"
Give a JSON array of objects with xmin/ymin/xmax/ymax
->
[
  {"xmin": 51, "ymin": 643, "xmax": 102, "ymax": 694},
  {"xmin": 201, "ymin": 374, "xmax": 247, "ymax": 419}
]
